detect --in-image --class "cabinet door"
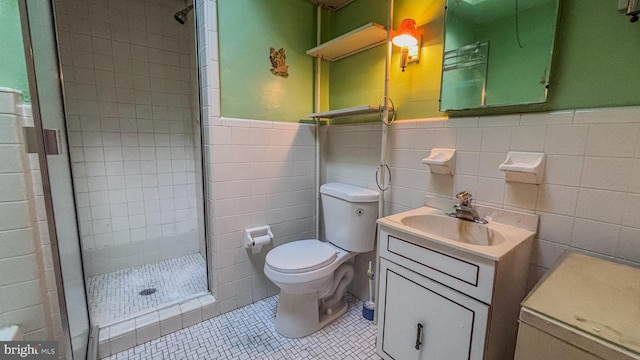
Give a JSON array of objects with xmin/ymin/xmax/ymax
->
[{"xmin": 377, "ymin": 259, "xmax": 489, "ymax": 360}]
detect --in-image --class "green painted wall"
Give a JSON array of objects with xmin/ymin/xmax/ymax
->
[
  {"xmin": 217, "ymin": 0, "xmax": 316, "ymax": 122},
  {"xmin": 388, "ymin": 0, "xmax": 445, "ymax": 120},
  {"xmin": 321, "ymin": 0, "xmax": 446, "ymax": 121},
  {"xmin": 546, "ymin": 0, "xmax": 640, "ymax": 110},
  {"xmin": 326, "ymin": 0, "xmax": 640, "ymax": 120},
  {"xmin": 326, "ymin": 0, "xmax": 387, "ymax": 40},
  {"xmin": 324, "ymin": 0, "xmax": 387, "ymax": 123},
  {"xmin": 0, "ymin": 0, "xmax": 30, "ymax": 102},
  {"xmin": 218, "ymin": 0, "xmax": 640, "ymax": 122}
]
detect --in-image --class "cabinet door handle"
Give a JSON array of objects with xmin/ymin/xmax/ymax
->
[{"xmin": 415, "ymin": 323, "xmax": 424, "ymax": 350}]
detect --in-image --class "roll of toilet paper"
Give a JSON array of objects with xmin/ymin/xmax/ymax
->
[{"xmin": 251, "ymin": 235, "xmax": 271, "ymax": 254}]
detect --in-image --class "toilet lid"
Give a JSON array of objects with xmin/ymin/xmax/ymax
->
[{"xmin": 266, "ymin": 240, "xmax": 338, "ymax": 274}]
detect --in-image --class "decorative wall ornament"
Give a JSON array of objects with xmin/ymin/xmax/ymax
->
[{"xmin": 269, "ymin": 47, "xmax": 289, "ymax": 77}]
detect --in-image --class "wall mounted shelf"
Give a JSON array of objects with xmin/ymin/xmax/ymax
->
[
  {"xmin": 309, "ymin": 0, "xmax": 354, "ymax": 11},
  {"xmin": 308, "ymin": 105, "xmax": 379, "ymax": 119},
  {"xmin": 306, "ymin": 22, "xmax": 387, "ymax": 61},
  {"xmin": 499, "ymin": 152, "xmax": 546, "ymax": 184},
  {"xmin": 422, "ymin": 148, "xmax": 456, "ymax": 175}
]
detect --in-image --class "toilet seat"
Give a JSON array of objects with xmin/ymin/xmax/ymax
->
[
  {"xmin": 263, "ymin": 182, "xmax": 379, "ymax": 338},
  {"xmin": 266, "ymin": 240, "xmax": 337, "ymax": 274},
  {"xmin": 264, "ymin": 241, "xmax": 353, "ymax": 288}
]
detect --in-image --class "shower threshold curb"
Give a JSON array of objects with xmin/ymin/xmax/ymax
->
[{"xmin": 97, "ymin": 292, "xmax": 218, "ymax": 359}]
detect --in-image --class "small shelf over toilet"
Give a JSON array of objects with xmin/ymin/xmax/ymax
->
[{"xmin": 306, "ymin": 22, "xmax": 387, "ymax": 61}]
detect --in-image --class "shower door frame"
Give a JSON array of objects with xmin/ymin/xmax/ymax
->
[
  {"xmin": 31, "ymin": 0, "xmax": 212, "ymax": 335},
  {"xmin": 18, "ymin": 0, "xmax": 215, "ymax": 357},
  {"xmin": 18, "ymin": 0, "xmax": 94, "ymax": 358},
  {"xmin": 20, "ymin": 0, "xmax": 213, "ymax": 355},
  {"xmin": 192, "ymin": 1, "xmax": 214, "ymax": 299}
]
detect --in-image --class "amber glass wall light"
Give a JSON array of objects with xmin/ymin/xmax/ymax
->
[{"xmin": 392, "ymin": 19, "xmax": 420, "ymax": 72}]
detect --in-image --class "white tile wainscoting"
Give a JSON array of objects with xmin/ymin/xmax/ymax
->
[
  {"xmin": 322, "ymin": 107, "xmax": 640, "ymax": 298},
  {"xmin": 205, "ymin": 118, "xmax": 317, "ymax": 314},
  {"xmin": 0, "ymin": 89, "xmax": 65, "ymax": 350}
]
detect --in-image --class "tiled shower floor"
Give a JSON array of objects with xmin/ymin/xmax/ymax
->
[
  {"xmin": 107, "ymin": 293, "xmax": 381, "ymax": 359},
  {"xmin": 87, "ymin": 253, "xmax": 208, "ymax": 325}
]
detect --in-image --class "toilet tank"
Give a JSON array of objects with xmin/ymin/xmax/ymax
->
[{"xmin": 320, "ymin": 183, "xmax": 379, "ymax": 253}]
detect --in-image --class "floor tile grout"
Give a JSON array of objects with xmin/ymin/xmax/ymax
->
[
  {"xmin": 107, "ymin": 293, "xmax": 381, "ymax": 359},
  {"xmin": 87, "ymin": 253, "xmax": 208, "ymax": 324}
]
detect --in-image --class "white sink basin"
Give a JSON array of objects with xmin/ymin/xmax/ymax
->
[
  {"xmin": 378, "ymin": 205, "xmax": 538, "ymax": 260},
  {"xmin": 400, "ymin": 214, "xmax": 505, "ymax": 246}
]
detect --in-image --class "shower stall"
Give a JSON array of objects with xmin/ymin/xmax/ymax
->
[
  {"xmin": 51, "ymin": 0, "xmax": 208, "ymax": 326},
  {"xmin": 2, "ymin": 1, "xmax": 211, "ymax": 358}
]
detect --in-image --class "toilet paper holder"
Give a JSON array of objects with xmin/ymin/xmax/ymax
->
[{"xmin": 244, "ymin": 225, "xmax": 274, "ymax": 252}]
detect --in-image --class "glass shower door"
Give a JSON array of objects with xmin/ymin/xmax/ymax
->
[{"xmin": 19, "ymin": 0, "xmax": 91, "ymax": 358}]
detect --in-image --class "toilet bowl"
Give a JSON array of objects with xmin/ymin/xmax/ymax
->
[{"xmin": 264, "ymin": 182, "xmax": 379, "ymax": 338}]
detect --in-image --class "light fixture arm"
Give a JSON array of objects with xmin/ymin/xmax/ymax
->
[
  {"xmin": 399, "ymin": 46, "xmax": 409, "ymax": 72},
  {"xmin": 391, "ymin": 19, "xmax": 421, "ymax": 72}
]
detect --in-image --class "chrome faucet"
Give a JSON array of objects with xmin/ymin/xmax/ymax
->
[{"xmin": 450, "ymin": 191, "xmax": 488, "ymax": 224}]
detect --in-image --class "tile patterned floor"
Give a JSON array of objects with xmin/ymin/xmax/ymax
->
[
  {"xmin": 87, "ymin": 253, "xmax": 208, "ymax": 325},
  {"xmin": 107, "ymin": 293, "xmax": 381, "ymax": 359}
]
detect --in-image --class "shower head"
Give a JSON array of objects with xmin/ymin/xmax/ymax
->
[{"xmin": 174, "ymin": 4, "xmax": 194, "ymax": 24}]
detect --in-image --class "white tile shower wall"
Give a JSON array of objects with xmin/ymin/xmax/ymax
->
[
  {"xmin": 322, "ymin": 108, "xmax": 640, "ymax": 296},
  {"xmin": 0, "ymin": 90, "xmax": 63, "ymax": 348},
  {"xmin": 53, "ymin": 0, "xmax": 202, "ymax": 275},
  {"xmin": 208, "ymin": 118, "xmax": 317, "ymax": 314}
]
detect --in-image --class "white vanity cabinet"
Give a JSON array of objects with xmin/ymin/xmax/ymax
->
[
  {"xmin": 378, "ymin": 258, "xmax": 489, "ymax": 359},
  {"xmin": 376, "ymin": 223, "xmax": 533, "ymax": 360}
]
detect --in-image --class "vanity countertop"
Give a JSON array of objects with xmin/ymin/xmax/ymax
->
[{"xmin": 377, "ymin": 205, "xmax": 537, "ymax": 261}]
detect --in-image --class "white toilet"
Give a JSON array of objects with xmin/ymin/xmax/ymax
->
[{"xmin": 264, "ymin": 182, "xmax": 379, "ymax": 338}]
